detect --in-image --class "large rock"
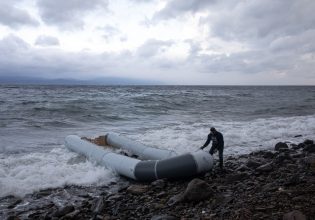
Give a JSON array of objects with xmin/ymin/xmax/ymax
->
[
  {"xmin": 276, "ymin": 152, "xmax": 293, "ymax": 163},
  {"xmin": 167, "ymin": 178, "xmax": 214, "ymax": 205},
  {"xmin": 262, "ymin": 151, "xmax": 276, "ymax": 159},
  {"xmin": 246, "ymin": 159, "xmax": 262, "ymax": 169},
  {"xmin": 182, "ymin": 178, "xmax": 214, "ymax": 202},
  {"xmin": 303, "ymin": 139, "xmax": 314, "ymax": 145},
  {"xmin": 256, "ymin": 162, "xmax": 273, "ymax": 172},
  {"xmin": 126, "ymin": 185, "xmax": 149, "ymax": 195},
  {"xmin": 297, "ymin": 143, "xmax": 306, "ymax": 150},
  {"xmin": 303, "ymin": 144, "xmax": 315, "ymax": 153},
  {"xmin": 275, "ymin": 142, "xmax": 289, "ymax": 151},
  {"xmin": 283, "ymin": 210, "xmax": 306, "ymax": 220}
]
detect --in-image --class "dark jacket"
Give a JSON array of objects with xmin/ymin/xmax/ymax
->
[{"xmin": 202, "ymin": 131, "xmax": 224, "ymax": 149}]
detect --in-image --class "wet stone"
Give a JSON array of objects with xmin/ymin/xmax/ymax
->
[
  {"xmin": 262, "ymin": 151, "xmax": 276, "ymax": 159},
  {"xmin": 52, "ymin": 205, "xmax": 75, "ymax": 218},
  {"xmin": 256, "ymin": 162, "xmax": 273, "ymax": 172},
  {"xmin": 7, "ymin": 199, "xmax": 22, "ymax": 209},
  {"xmin": 275, "ymin": 142, "xmax": 289, "ymax": 151},
  {"xmin": 276, "ymin": 153, "xmax": 293, "ymax": 163},
  {"xmin": 126, "ymin": 185, "xmax": 149, "ymax": 195},
  {"xmin": 304, "ymin": 144, "xmax": 315, "ymax": 153},
  {"xmin": 182, "ymin": 178, "xmax": 214, "ymax": 202},
  {"xmin": 246, "ymin": 159, "xmax": 262, "ymax": 169},
  {"xmin": 303, "ymin": 139, "xmax": 314, "ymax": 145}
]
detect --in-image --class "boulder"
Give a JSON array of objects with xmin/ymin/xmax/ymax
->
[
  {"xmin": 283, "ymin": 210, "xmax": 306, "ymax": 220},
  {"xmin": 303, "ymin": 139, "xmax": 314, "ymax": 145},
  {"xmin": 167, "ymin": 178, "xmax": 214, "ymax": 205},
  {"xmin": 182, "ymin": 178, "xmax": 214, "ymax": 202},
  {"xmin": 275, "ymin": 142, "xmax": 289, "ymax": 151},
  {"xmin": 126, "ymin": 185, "xmax": 149, "ymax": 195},
  {"xmin": 262, "ymin": 151, "xmax": 276, "ymax": 159},
  {"xmin": 276, "ymin": 153, "xmax": 293, "ymax": 163},
  {"xmin": 297, "ymin": 143, "xmax": 305, "ymax": 149},
  {"xmin": 256, "ymin": 162, "xmax": 273, "ymax": 172},
  {"xmin": 303, "ymin": 144, "xmax": 315, "ymax": 153},
  {"xmin": 246, "ymin": 159, "xmax": 262, "ymax": 169}
]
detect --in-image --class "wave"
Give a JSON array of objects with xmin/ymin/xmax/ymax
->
[
  {"xmin": 0, "ymin": 148, "xmax": 117, "ymax": 197},
  {"xmin": 128, "ymin": 114, "xmax": 315, "ymax": 155}
]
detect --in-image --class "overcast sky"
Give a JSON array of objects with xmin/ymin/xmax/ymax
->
[{"xmin": 0, "ymin": 0, "xmax": 314, "ymax": 85}]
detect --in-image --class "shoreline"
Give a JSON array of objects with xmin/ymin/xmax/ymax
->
[{"xmin": 1, "ymin": 140, "xmax": 315, "ymax": 220}]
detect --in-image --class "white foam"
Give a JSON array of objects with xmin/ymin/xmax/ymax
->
[
  {"xmin": 128, "ymin": 115, "xmax": 315, "ymax": 155},
  {"xmin": 0, "ymin": 148, "xmax": 117, "ymax": 197},
  {"xmin": 1, "ymin": 115, "xmax": 314, "ymax": 198}
]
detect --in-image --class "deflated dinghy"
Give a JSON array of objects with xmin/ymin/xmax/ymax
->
[{"xmin": 65, "ymin": 133, "xmax": 213, "ymax": 181}]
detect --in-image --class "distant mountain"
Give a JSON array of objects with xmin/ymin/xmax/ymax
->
[{"xmin": 0, "ymin": 76, "xmax": 160, "ymax": 85}]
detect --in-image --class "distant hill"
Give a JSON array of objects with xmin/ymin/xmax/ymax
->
[{"xmin": 0, "ymin": 76, "xmax": 160, "ymax": 85}]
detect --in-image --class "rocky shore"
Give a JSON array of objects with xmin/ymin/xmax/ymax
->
[{"xmin": 1, "ymin": 139, "xmax": 315, "ymax": 220}]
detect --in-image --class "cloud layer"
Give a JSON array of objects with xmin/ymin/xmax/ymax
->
[
  {"xmin": 0, "ymin": 2, "xmax": 39, "ymax": 28},
  {"xmin": 0, "ymin": 0, "xmax": 314, "ymax": 84}
]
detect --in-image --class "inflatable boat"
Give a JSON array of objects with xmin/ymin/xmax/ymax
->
[{"xmin": 65, "ymin": 133, "xmax": 213, "ymax": 181}]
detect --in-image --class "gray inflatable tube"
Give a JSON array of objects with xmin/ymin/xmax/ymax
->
[{"xmin": 65, "ymin": 133, "xmax": 213, "ymax": 181}]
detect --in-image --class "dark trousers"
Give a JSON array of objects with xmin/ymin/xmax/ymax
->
[{"xmin": 209, "ymin": 145, "xmax": 224, "ymax": 168}]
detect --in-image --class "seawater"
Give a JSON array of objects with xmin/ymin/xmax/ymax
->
[{"xmin": 1, "ymin": 85, "xmax": 315, "ymax": 197}]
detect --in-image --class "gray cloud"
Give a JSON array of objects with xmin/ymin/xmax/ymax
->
[
  {"xmin": 0, "ymin": 34, "xmax": 158, "ymax": 81},
  {"xmin": 152, "ymin": 0, "xmax": 216, "ymax": 21},
  {"xmin": 136, "ymin": 39, "xmax": 174, "ymax": 57},
  {"xmin": 0, "ymin": 35, "xmax": 30, "ymax": 54},
  {"xmin": 35, "ymin": 35, "xmax": 60, "ymax": 46},
  {"xmin": 37, "ymin": 0, "xmax": 108, "ymax": 29},
  {"xmin": 1, "ymin": 0, "xmax": 314, "ymax": 85},
  {"xmin": 153, "ymin": 0, "xmax": 315, "ymax": 83},
  {"xmin": 0, "ymin": 2, "xmax": 39, "ymax": 28},
  {"xmin": 209, "ymin": 0, "xmax": 315, "ymax": 44}
]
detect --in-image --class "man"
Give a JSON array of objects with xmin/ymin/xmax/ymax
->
[{"xmin": 200, "ymin": 127, "xmax": 224, "ymax": 169}]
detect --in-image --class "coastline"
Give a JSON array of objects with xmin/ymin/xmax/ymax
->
[{"xmin": 1, "ymin": 140, "xmax": 314, "ymax": 220}]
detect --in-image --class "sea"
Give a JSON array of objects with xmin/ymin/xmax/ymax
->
[{"xmin": 1, "ymin": 85, "xmax": 315, "ymax": 198}]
